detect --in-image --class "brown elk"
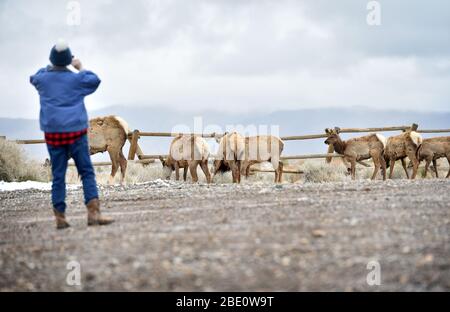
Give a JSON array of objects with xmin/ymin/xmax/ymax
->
[
  {"xmin": 88, "ymin": 115, "xmax": 129, "ymax": 185},
  {"xmin": 324, "ymin": 128, "xmax": 387, "ymax": 180},
  {"xmin": 384, "ymin": 131, "xmax": 422, "ymax": 179},
  {"xmin": 159, "ymin": 135, "xmax": 211, "ymax": 183},
  {"xmin": 213, "ymin": 132, "xmax": 245, "ymax": 183},
  {"xmin": 213, "ymin": 133, "xmax": 284, "ymax": 183},
  {"xmin": 240, "ymin": 135, "xmax": 284, "ymax": 183},
  {"xmin": 417, "ymin": 136, "xmax": 450, "ymax": 178}
]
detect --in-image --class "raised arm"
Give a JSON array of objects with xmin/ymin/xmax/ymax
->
[{"xmin": 72, "ymin": 59, "xmax": 101, "ymax": 95}]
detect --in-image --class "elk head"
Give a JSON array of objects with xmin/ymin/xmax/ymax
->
[
  {"xmin": 159, "ymin": 156, "xmax": 173, "ymax": 180},
  {"xmin": 324, "ymin": 127, "xmax": 340, "ymax": 145},
  {"xmin": 324, "ymin": 135, "xmax": 338, "ymax": 145},
  {"xmin": 214, "ymin": 132, "xmax": 227, "ymax": 144},
  {"xmin": 212, "ymin": 159, "xmax": 230, "ymax": 175}
]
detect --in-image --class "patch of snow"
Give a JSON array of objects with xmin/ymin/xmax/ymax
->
[{"xmin": 0, "ymin": 180, "xmax": 80, "ymax": 192}]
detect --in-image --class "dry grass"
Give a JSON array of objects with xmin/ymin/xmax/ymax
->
[
  {"xmin": 66, "ymin": 162, "xmax": 163, "ymax": 185},
  {"xmin": 0, "ymin": 139, "xmax": 48, "ymax": 182},
  {"xmin": 212, "ymin": 161, "xmax": 300, "ymax": 184},
  {"xmin": 358, "ymin": 158, "xmax": 449, "ymax": 180},
  {"xmin": 66, "ymin": 160, "xmax": 301, "ymax": 185},
  {"xmin": 2, "ymin": 142, "xmax": 448, "ymax": 185},
  {"xmin": 301, "ymin": 159, "xmax": 351, "ymax": 183}
]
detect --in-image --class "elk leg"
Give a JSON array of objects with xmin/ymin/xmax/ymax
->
[
  {"xmin": 189, "ymin": 161, "xmax": 199, "ymax": 183},
  {"xmin": 212, "ymin": 160, "xmax": 222, "ymax": 180},
  {"xmin": 246, "ymin": 165, "xmax": 251, "ymax": 178},
  {"xmin": 243, "ymin": 161, "xmax": 255, "ymax": 179},
  {"xmin": 183, "ymin": 166, "xmax": 188, "ymax": 181},
  {"xmin": 388, "ymin": 158, "xmax": 396, "ymax": 179},
  {"xmin": 432, "ymin": 159, "xmax": 439, "ymax": 178},
  {"xmin": 107, "ymin": 148, "xmax": 119, "ymax": 185},
  {"xmin": 370, "ymin": 151, "xmax": 380, "ymax": 180},
  {"xmin": 407, "ymin": 153, "xmax": 419, "ymax": 179},
  {"xmin": 401, "ymin": 158, "xmax": 410, "ymax": 179},
  {"xmin": 277, "ymin": 161, "xmax": 284, "ymax": 183},
  {"xmin": 229, "ymin": 160, "xmax": 237, "ymax": 183},
  {"xmin": 200, "ymin": 160, "xmax": 211, "ymax": 183},
  {"xmin": 270, "ymin": 158, "xmax": 280, "ymax": 183},
  {"xmin": 423, "ymin": 159, "xmax": 431, "ymax": 178},
  {"xmin": 371, "ymin": 163, "xmax": 379, "ymax": 180},
  {"xmin": 446, "ymin": 155, "xmax": 450, "ymax": 178},
  {"xmin": 229, "ymin": 160, "xmax": 241, "ymax": 183},
  {"xmin": 119, "ymin": 150, "xmax": 127, "ymax": 185},
  {"xmin": 350, "ymin": 158, "xmax": 357, "ymax": 180},
  {"xmin": 242, "ymin": 161, "xmax": 251, "ymax": 179},
  {"xmin": 411, "ymin": 159, "xmax": 419, "ymax": 179},
  {"xmin": 237, "ymin": 160, "xmax": 241, "ymax": 183},
  {"xmin": 380, "ymin": 155, "xmax": 387, "ymax": 181},
  {"xmin": 174, "ymin": 162, "xmax": 180, "ymax": 181},
  {"xmin": 340, "ymin": 157, "xmax": 351, "ymax": 175}
]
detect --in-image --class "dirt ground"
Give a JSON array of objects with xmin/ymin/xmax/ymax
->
[{"xmin": 0, "ymin": 179, "xmax": 449, "ymax": 291}]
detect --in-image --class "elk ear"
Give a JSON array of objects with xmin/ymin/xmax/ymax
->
[
  {"xmin": 334, "ymin": 127, "xmax": 341, "ymax": 134},
  {"xmin": 96, "ymin": 119, "xmax": 104, "ymax": 126},
  {"xmin": 325, "ymin": 128, "xmax": 331, "ymax": 134},
  {"xmin": 215, "ymin": 133, "xmax": 224, "ymax": 143}
]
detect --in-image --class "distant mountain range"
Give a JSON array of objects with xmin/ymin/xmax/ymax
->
[{"xmin": 1, "ymin": 106, "xmax": 449, "ymax": 161}]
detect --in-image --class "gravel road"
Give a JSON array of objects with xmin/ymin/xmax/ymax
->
[{"xmin": 1, "ymin": 179, "xmax": 449, "ymax": 291}]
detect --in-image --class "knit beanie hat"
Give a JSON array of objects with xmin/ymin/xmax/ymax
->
[{"xmin": 49, "ymin": 39, "xmax": 73, "ymax": 66}]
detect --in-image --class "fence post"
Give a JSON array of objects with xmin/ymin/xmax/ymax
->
[
  {"xmin": 135, "ymin": 143, "xmax": 145, "ymax": 160},
  {"xmin": 128, "ymin": 130, "xmax": 140, "ymax": 160}
]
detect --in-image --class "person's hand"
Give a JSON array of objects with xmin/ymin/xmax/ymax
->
[{"xmin": 71, "ymin": 58, "xmax": 83, "ymax": 71}]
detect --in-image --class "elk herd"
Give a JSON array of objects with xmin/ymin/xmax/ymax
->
[
  {"xmin": 325, "ymin": 127, "xmax": 450, "ymax": 180},
  {"xmin": 87, "ymin": 116, "xmax": 450, "ymax": 184}
]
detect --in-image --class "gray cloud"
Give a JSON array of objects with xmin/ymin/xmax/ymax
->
[{"xmin": 0, "ymin": 0, "xmax": 449, "ymax": 118}]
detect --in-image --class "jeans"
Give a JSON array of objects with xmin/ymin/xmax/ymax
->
[{"xmin": 46, "ymin": 134, "xmax": 98, "ymax": 213}]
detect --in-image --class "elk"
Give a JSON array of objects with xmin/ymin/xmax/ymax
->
[
  {"xmin": 213, "ymin": 133, "xmax": 284, "ymax": 183},
  {"xmin": 416, "ymin": 136, "xmax": 450, "ymax": 178},
  {"xmin": 324, "ymin": 128, "xmax": 387, "ymax": 180},
  {"xmin": 384, "ymin": 131, "xmax": 422, "ymax": 179},
  {"xmin": 159, "ymin": 135, "xmax": 211, "ymax": 183},
  {"xmin": 240, "ymin": 135, "xmax": 284, "ymax": 183},
  {"xmin": 88, "ymin": 115, "xmax": 129, "ymax": 185},
  {"xmin": 213, "ymin": 132, "xmax": 245, "ymax": 183}
]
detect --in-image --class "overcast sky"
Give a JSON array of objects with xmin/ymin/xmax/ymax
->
[{"xmin": 1, "ymin": 0, "xmax": 449, "ymax": 119}]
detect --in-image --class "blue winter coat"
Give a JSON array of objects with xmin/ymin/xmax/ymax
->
[{"xmin": 30, "ymin": 66, "xmax": 101, "ymax": 132}]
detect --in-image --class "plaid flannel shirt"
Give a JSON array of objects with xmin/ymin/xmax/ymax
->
[{"xmin": 44, "ymin": 128, "xmax": 88, "ymax": 146}]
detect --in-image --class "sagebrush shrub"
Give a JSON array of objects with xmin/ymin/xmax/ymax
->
[
  {"xmin": 302, "ymin": 160, "xmax": 350, "ymax": 183},
  {"xmin": 0, "ymin": 139, "xmax": 48, "ymax": 182}
]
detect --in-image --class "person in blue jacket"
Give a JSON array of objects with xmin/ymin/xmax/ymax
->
[{"xmin": 30, "ymin": 39, "xmax": 113, "ymax": 229}]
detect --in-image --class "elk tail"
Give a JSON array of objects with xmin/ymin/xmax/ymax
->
[
  {"xmin": 409, "ymin": 131, "xmax": 423, "ymax": 148},
  {"xmin": 416, "ymin": 143, "xmax": 423, "ymax": 160},
  {"xmin": 375, "ymin": 133, "xmax": 387, "ymax": 149},
  {"xmin": 113, "ymin": 116, "xmax": 130, "ymax": 136}
]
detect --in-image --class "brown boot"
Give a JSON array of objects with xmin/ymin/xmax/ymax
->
[
  {"xmin": 86, "ymin": 198, "xmax": 114, "ymax": 226},
  {"xmin": 53, "ymin": 209, "xmax": 70, "ymax": 230}
]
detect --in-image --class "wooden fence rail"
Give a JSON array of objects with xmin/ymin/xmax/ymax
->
[
  {"xmin": 14, "ymin": 139, "xmax": 46, "ymax": 144},
  {"xmin": 133, "ymin": 153, "xmax": 345, "ymax": 160},
  {"xmin": 417, "ymin": 129, "xmax": 450, "ymax": 133},
  {"xmin": 68, "ymin": 159, "xmax": 155, "ymax": 167},
  {"xmin": 4, "ymin": 123, "xmax": 450, "ymax": 171},
  {"xmin": 127, "ymin": 124, "xmax": 422, "ymax": 161},
  {"xmin": 337, "ymin": 126, "xmax": 411, "ymax": 133}
]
